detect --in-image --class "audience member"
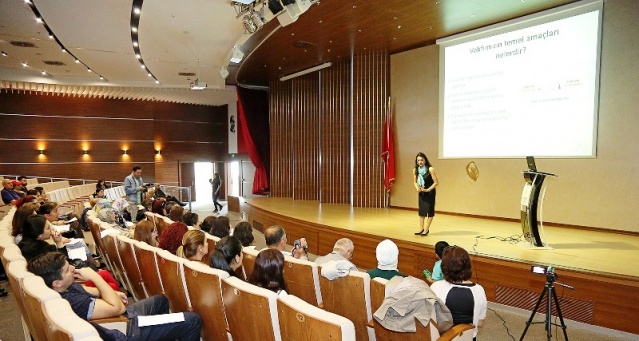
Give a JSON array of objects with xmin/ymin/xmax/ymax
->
[
  {"xmin": 167, "ymin": 204, "xmax": 183, "ymax": 222},
  {"xmin": 18, "ymin": 215, "xmax": 68, "ymax": 261},
  {"xmin": 96, "ymin": 179, "xmax": 107, "ymax": 191},
  {"xmin": 209, "ymin": 236, "xmax": 243, "ymax": 278},
  {"xmin": 200, "ymin": 215, "xmax": 216, "ymax": 234},
  {"xmin": 133, "ymin": 219, "xmax": 158, "ymax": 247},
  {"xmin": 263, "ymin": 225, "xmax": 307, "ymax": 260},
  {"xmin": 315, "ymin": 238, "xmax": 356, "ymax": 266},
  {"xmin": 211, "ymin": 216, "xmax": 231, "ymax": 238},
  {"xmin": 38, "ymin": 202, "xmax": 84, "ymax": 238},
  {"xmin": 27, "ymin": 252, "xmax": 202, "ymax": 341},
  {"xmin": 425, "ymin": 241, "xmax": 450, "ymax": 284},
  {"xmin": 367, "ymin": 239, "xmax": 406, "ymax": 280},
  {"xmin": 183, "ymin": 211, "xmax": 200, "ymax": 229},
  {"xmin": 151, "ymin": 199, "xmax": 167, "ymax": 216},
  {"xmin": 14, "ymin": 195, "xmax": 39, "ymax": 208},
  {"xmin": 159, "ymin": 219, "xmax": 188, "ymax": 254},
  {"xmin": 176, "ymin": 230, "xmax": 208, "ymax": 261},
  {"xmin": 11, "ymin": 180, "xmax": 25, "ymax": 196},
  {"xmin": 11, "ymin": 202, "xmax": 39, "ymax": 244},
  {"xmin": 152, "ymin": 183, "xmax": 186, "ymax": 206},
  {"xmin": 2, "ymin": 178, "xmax": 20, "ymax": 205},
  {"xmin": 232, "ymin": 221, "xmax": 255, "ymax": 247},
  {"xmin": 249, "ymin": 249, "xmax": 288, "ymax": 296},
  {"xmin": 124, "ymin": 165, "xmax": 145, "ymax": 205},
  {"xmin": 430, "ymin": 246, "xmax": 487, "ymax": 339},
  {"xmin": 17, "ymin": 176, "xmax": 29, "ymax": 193},
  {"xmin": 92, "ymin": 188, "xmax": 106, "ymax": 199},
  {"xmin": 164, "ymin": 201, "xmax": 177, "ymax": 218}
]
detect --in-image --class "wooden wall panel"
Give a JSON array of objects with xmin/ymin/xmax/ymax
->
[
  {"xmin": 268, "ymin": 52, "xmax": 388, "ymax": 207},
  {"xmin": 0, "ymin": 92, "xmax": 228, "ymax": 183},
  {"xmin": 269, "ymin": 81, "xmax": 293, "ymax": 197},
  {"xmin": 291, "ymin": 74, "xmax": 320, "ymax": 201},
  {"xmin": 320, "ymin": 60, "xmax": 351, "ymax": 204},
  {"xmin": 352, "ymin": 53, "xmax": 388, "ymax": 208}
]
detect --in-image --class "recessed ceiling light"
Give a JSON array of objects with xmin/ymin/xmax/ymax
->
[
  {"xmin": 99, "ymin": 75, "xmax": 104, "ymax": 80},
  {"xmin": 141, "ymin": 64, "xmax": 146, "ymax": 69},
  {"xmin": 22, "ymin": 62, "xmax": 28, "ymax": 67},
  {"xmin": 133, "ymin": 41, "xmax": 139, "ymax": 47},
  {"xmin": 136, "ymin": 54, "xmax": 141, "ymax": 59},
  {"xmin": 147, "ymin": 73, "xmax": 152, "ymax": 77},
  {"xmin": 155, "ymin": 80, "xmax": 159, "ymax": 84},
  {"xmin": 132, "ymin": 27, "xmax": 138, "ymax": 32},
  {"xmin": 41, "ymin": 70, "xmax": 46, "ymax": 75},
  {"xmin": 75, "ymin": 59, "xmax": 79, "ymax": 63},
  {"xmin": 35, "ymin": 17, "xmax": 42, "ymax": 23},
  {"xmin": 87, "ymin": 68, "xmax": 92, "ymax": 72},
  {"xmin": 49, "ymin": 34, "xmax": 53, "ymax": 39},
  {"xmin": 61, "ymin": 48, "xmax": 66, "ymax": 53},
  {"xmin": 1, "ymin": 51, "xmax": 7, "ymax": 57},
  {"xmin": 133, "ymin": 7, "xmax": 141, "ymax": 15}
]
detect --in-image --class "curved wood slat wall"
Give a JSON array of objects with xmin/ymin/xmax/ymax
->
[{"xmin": 269, "ymin": 52, "xmax": 389, "ymax": 207}]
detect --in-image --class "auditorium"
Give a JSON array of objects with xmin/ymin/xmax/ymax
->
[{"xmin": 1, "ymin": 0, "xmax": 638, "ymax": 340}]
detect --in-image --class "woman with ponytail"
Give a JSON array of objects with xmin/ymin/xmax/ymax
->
[
  {"xmin": 176, "ymin": 230, "xmax": 208, "ymax": 262},
  {"xmin": 209, "ymin": 236, "xmax": 243, "ymax": 279}
]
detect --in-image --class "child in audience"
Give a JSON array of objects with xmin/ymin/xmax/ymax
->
[{"xmin": 425, "ymin": 240, "xmax": 449, "ymax": 284}]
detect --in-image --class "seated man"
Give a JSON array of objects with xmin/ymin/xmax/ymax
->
[
  {"xmin": 2, "ymin": 178, "xmax": 20, "ymax": 205},
  {"xmin": 315, "ymin": 238, "xmax": 356, "ymax": 267},
  {"xmin": 28, "ymin": 252, "xmax": 202, "ymax": 341},
  {"xmin": 367, "ymin": 239, "xmax": 406, "ymax": 280},
  {"xmin": 263, "ymin": 225, "xmax": 308, "ymax": 260},
  {"xmin": 153, "ymin": 183, "xmax": 186, "ymax": 206}
]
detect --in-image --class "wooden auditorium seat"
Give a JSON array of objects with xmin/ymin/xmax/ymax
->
[
  {"xmin": 132, "ymin": 241, "xmax": 164, "ymax": 297},
  {"xmin": 101, "ymin": 232, "xmax": 133, "ymax": 293},
  {"xmin": 319, "ymin": 269, "xmax": 374, "ymax": 341},
  {"xmin": 155, "ymin": 249, "xmax": 191, "ymax": 312},
  {"xmin": 241, "ymin": 246, "xmax": 260, "ymax": 280},
  {"xmin": 205, "ymin": 233, "xmax": 220, "ymax": 263},
  {"xmin": 282, "ymin": 255, "xmax": 322, "ymax": 307},
  {"xmin": 277, "ymin": 294, "xmax": 356, "ymax": 341},
  {"xmin": 222, "ymin": 276, "xmax": 282, "ymax": 341},
  {"xmin": 115, "ymin": 234, "xmax": 148, "ymax": 301},
  {"xmin": 1, "ymin": 245, "xmax": 26, "ymax": 270},
  {"xmin": 43, "ymin": 298, "xmax": 101, "ymax": 341},
  {"xmin": 183, "ymin": 260, "xmax": 231, "ymax": 341},
  {"xmin": 22, "ymin": 276, "xmax": 63, "ymax": 341},
  {"xmin": 7, "ymin": 259, "xmax": 36, "ymax": 341}
]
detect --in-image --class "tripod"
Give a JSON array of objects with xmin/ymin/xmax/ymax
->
[{"xmin": 520, "ymin": 275, "xmax": 573, "ymax": 340}]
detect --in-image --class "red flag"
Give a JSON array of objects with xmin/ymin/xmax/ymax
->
[{"xmin": 381, "ymin": 100, "xmax": 395, "ymax": 192}]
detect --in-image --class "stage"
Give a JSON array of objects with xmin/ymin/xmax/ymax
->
[{"xmin": 237, "ymin": 196, "xmax": 639, "ymax": 334}]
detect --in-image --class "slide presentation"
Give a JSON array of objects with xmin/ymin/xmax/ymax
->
[{"xmin": 438, "ymin": 3, "xmax": 602, "ymax": 158}]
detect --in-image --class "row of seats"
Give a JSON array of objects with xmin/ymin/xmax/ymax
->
[
  {"xmin": 27, "ymin": 180, "xmax": 71, "ymax": 193},
  {"xmin": 0, "ymin": 207, "xmax": 104, "ymax": 341},
  {"xmin": 88, "ymin": 211, "xmax": 357, "ymax": 341},
  {"xmin": 105, "ymin": 186, "xmax": 126, "ymax": 201},
  {"xmin": 92, "ymin": 210, "xmax": 473, "ymax": 341}
]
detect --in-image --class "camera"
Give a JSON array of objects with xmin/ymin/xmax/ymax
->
[
  {"xmin": 531, "ymin": 265, "xmax": 558, "ymax": 282},
  {"xmin": 293, "ymin": 239, "xmax": 308, "ymax": 252}
]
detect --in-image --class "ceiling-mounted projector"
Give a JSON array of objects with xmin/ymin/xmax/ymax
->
[{"xmin": 190, "ymin": 79, "xmax": 207, "ymax": 90}]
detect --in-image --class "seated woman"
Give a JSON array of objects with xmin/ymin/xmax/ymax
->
[
  {"xmin": 211, "ymin": 216, "xmax": 231, "ymax": 239},
  {"xmin": 430, "ymin": 246, "xmax": 487, "ymax": 340},
  {"xmin": 18, "ymin": 215, "xmax": 68, "ymax": 261},
  {"xmin": 133, "ymin": 219, "xmax": 158, "ymax": 247},
  {"xmin": 11, "ymin": 202, "xmax": 40, "ymax": 244},
  {"xmin": 248, "ymin": 249, "xmax": 288, "ymax": 296},
  {"xmin": 183, "ymin": 211, "xmax": 200, "ymax": 230},
  {"xmin": 209, "ymin": 236, "xmax": 243, "ymax": 278},
  {"xmin": 92, "ymin": 188, "xmax": 106, "ymax": 199},
  {"xmin": 232, "ymin": 221, "xmax": 255, "ymax": 247},
  {"xmin": 158, "ymin": 207, "xmax": 187, "ymax": 255},
  {"xmin": 151, "ymin": 198, "xmax": 167, "ymax": 216},
  {"xmin": 199, "ymin": 215, "xmax": 216, "ymax": 234},
  {"xmin": 176, "ymin": 230, "xmax": 208, "ymax": 262}
]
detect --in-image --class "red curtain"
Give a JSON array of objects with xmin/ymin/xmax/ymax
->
[
  {"xmin": 381, "ymin": 105, "xmax": 395, "ymax": 193},
  {"xmin": 237, "ymin": 91, "xmax": 269, "ymax": 195}
]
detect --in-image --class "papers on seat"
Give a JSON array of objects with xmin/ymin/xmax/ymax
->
[
  {"xmin": 137, "ymin": 313, "xmax": 185, "ymax": 327},
  {"xmin": 65, "ymin": 239, "xmax": 88, "ymax": 260},
  {"xmin": 52, "ymin": 224, "xmax": 71, "ymax": 232},
  {"xmin": 66, "ymin": 217, "xmax": 78, "ymax": 224},
  {"xmin": 100, "ymin": 228, "xmax": 121, "ymax": 238}
]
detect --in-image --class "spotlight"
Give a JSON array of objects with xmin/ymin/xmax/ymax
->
[
  {"xmin": 155, "ymin": 150, "xmax": 161, "ymax": 155},
  {"xmin": 39, "ymin": 150, "xmax": 44, "ymax": 155},
  {"xmin": 83, "ymin": 150, "xmax": 89, "ymax": 155},
  {"xmin": 242, "ymin": 15, "xmax": 258, "ymax": 33}
]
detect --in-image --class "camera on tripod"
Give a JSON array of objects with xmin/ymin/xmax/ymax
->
[{"xmin": 531, "ymin": 265, "xmax": 558, "ymax": 282}]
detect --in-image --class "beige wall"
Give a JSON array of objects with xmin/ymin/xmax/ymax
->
[{"xmin": 390, "ymin": 0, "xmax": 639, "ymax": 232}]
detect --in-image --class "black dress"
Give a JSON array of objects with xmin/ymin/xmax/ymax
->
[{"xmin": 418, "ymin": 168, "xmax": 436, "ymax": 217}]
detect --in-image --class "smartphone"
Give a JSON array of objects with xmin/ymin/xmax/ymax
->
[{"xmin": 423, "ymin": 269, "xmax": 432, "ymax": 279}]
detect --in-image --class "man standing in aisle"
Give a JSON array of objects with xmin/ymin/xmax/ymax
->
[{"xmin": 125, "ymin": 165, "xmax": 145, "ymax": 205}]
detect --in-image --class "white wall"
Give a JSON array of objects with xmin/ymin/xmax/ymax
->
[{"xmin": 390, "ymin": 0, "xmax": 639, "ymax": 232}]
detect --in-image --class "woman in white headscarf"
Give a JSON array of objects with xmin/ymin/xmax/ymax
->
[{"xmin": 367, "ymin": 239, "xmax": 406, "ymax": 280}]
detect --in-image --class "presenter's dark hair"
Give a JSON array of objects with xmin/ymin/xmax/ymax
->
[
  {"xmin": 414, "ymin": 152, "xmax": 432, "ymax": 173},
  {"xmin": 441, "ymin": 245, "xmax": 472, "ymax": 283},
  {"xmin": 132, "ymin": 165, "xmax": 142, "ymax": 172}
]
